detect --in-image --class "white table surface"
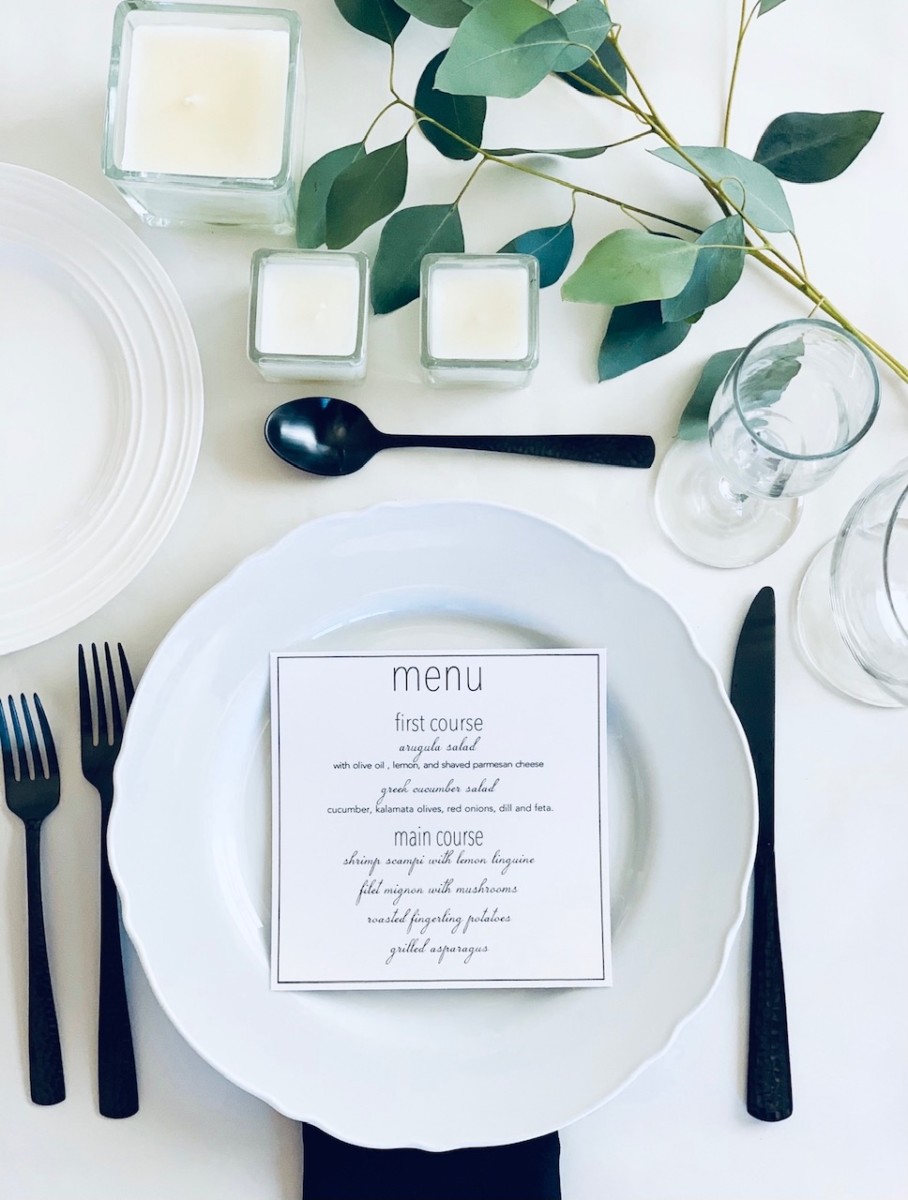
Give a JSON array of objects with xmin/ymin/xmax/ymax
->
[{"xmin": 2, "ymin": 1, "xmax": 908, "ymax": 1196}]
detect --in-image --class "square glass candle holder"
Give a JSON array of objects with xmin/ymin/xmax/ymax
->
[
  {"xmin": 420, "ymin": 253, "xmax": 540, "ymax": 387},
  {"xmin": 102, "ymin": 1, "xmax": 303, "ymax": 231},
  {"xmin": 248, "ymin": 249, "xmax": 369, "ymax": 382}
]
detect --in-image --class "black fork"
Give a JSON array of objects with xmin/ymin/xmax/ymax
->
[
  {"xmin": 0, "ymin": 694, "xmax": 65, "ymax": 1105},
  {"xmin": 78, "ymin": 643, "xmax": 138, "ymax": 1118}
]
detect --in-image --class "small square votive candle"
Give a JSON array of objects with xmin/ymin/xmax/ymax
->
[
  {"xmin": 248, "ymin": 249, "xmax": 369, "ymax": 382},
  {"xmin": 103, "ymin": 1, "xmax": 302, "ymax": 231},
  {"xmin": 420, "ymin": 253, "xmax": 539, "ymax": 387}
]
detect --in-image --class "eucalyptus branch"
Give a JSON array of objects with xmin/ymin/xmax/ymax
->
[{"xmin": 334, "ymin": 3, "xmax": 907, "ymax": 382}]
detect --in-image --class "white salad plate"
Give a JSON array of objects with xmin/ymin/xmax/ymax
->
[
  {"xmin": 109, "ymin": 502, "xmax": 757, "ymax": 1150},
  {"xmin": 0, "ymin": 163, "xmax": 203, "ymax": 653}
]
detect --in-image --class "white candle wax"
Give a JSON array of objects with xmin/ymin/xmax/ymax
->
[
  {"xmin": 120, "ymin": 24, "xmax": 290, "ymax": 178},
  {"xmin": 427, "ymin": 264, "xmax": 530, "ymax": 362},
  {"xmin": 256, "ymin": 259, "xmax": 361, "ymax": 358}
]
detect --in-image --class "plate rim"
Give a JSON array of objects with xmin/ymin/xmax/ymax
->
[
  {"xmin": 0, "ymin": 162, "xmax": 204, "ymax": 652},
  {"xmin": 110, "ymin": 499, "xmax": 757, "ymax": 1148}
]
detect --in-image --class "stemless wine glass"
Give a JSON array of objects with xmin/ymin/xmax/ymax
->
[
  {"xmin": 655, "ymin": 319, "xmax": 880, "ymax": 568},
  {"xmin": 796, "ymin": 459, "xmax": 908, "ymax": 706}
]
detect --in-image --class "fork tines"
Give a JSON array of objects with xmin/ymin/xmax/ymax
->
[
  {"xmin": 0, "ymin": 693, "xmax": 60, "ymax": 808},
  {"xmin": 78, "ymin": 643, "xmax": 134, "ymax": 751}
]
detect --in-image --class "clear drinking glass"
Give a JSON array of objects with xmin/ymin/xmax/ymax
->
[
  {"xmin": 796, "ymin": 459, "xmax": 908, "ymax": 706},
  {"xmin": 655, "ymin": 319, "xmax": 880, "ymax": 568}
]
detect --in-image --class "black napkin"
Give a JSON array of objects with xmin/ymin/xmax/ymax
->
[{"xmin": 302, "ymin": 1123, "xmax": 561, "ymax": 1200}]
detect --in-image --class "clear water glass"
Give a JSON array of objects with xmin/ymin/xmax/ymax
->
[
  {"xmin": 655, "ymin": 319, "xmax": 880, "ymax": 568},
  {"xmin": 796, "ymin": 459, "xmax": 908, "ymax": 706}
]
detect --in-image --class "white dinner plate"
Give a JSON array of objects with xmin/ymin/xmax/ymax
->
[
  {"xmin": 0, "ymin": 164, "xmax": 203, "ymax": 653},
  {"xmin": 110, "ymin": 502, "xmax": 756, "ymax": 1150}
]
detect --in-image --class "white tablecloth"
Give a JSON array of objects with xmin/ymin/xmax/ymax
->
[{"xmin": 1, "ymin": 1, "xmax": 907, "ymax": 1196}]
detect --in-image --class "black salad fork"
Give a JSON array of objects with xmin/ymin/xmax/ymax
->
[
  {"xmin": 0, "ymin": 693, "xmax": 65, "ymax": 1105},
  {"xmin": 79, "ymin": 643, "xmax": 138, "ymax": 1118}
]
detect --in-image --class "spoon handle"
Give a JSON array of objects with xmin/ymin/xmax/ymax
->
[{"xmin": 383, "ymin": 433, "xmax": 656, "ymax": 469}]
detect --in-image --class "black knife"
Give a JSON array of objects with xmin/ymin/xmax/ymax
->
[{"xmin": 730, "ymin": 586, "xmax": 793, "ymax": 1122}]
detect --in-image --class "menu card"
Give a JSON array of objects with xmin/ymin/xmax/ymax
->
[{"xmin": 270, "ymin": 650, "xmax": 610, "ymax": 990}]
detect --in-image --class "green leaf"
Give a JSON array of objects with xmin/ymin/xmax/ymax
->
[
  {"xmin": 677, "ymin": 337, "xmax": 805, "ymax": 439},
  {"xmin": 754, "ymin": 110, "xmax": 882, "ymax": 183},
  {"xmin": 396, "ymin": 0, "xmax": 472, "ymax": 26},
  {"xmin": 676, "ymin": 347, "xmax": 743, "ymax": 440},
  {"xmin": 435, "ymin": 0, "xmax": 560, "ymax": 98},
  {"xmin": 758, "ymin": 0, "xmax": 787, "ymax": 13},
  {"xmin": 499, "ymin": 220, "xmax": 574, "ymax": 287},
  {"xmin": 661, "ymin": 215, "xmax": 745, "ymax": 324},
  {"xmin": 524, "ymin": 0, "xmax": 611, "ymax": 73},
  {"xmin": 325, "ymin": 138, "xmax": 409, "ymax": 248},
  {"xmin": 748, "ymin": 337, "xmax": 804, "ymax": 399},
  {"xmin": 598, "ymin": 302, "xmax": 691, "ymax": 381},
  {"xmin": 296, "ymin": 142, "xmax": 365, "ymax": 248},
  {"xmin": 372, "ymin": 204, "xmax": 464, "ymax": 314},
  {"xmin": 651, "ymin": 145, "xmax": 794, "ymax": 233},
  {"xmin": 557, "ymin": 34, "xmax": 626, "ymax": 96},
  {"xmin": 562, "ymin": 229, "xmax": 699, "ymax": 307},
  {"xmin": 334, "ymin": 0, "xmax": 409, "ymax": 43},
  {"xmin": 484, "ymin": 144, "xmax": 608, "ymax": 159},
  {"xmin": 415, "ymin": 52, "xmax": 486, "ymax": 161}
]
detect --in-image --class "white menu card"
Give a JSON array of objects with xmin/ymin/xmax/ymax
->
[{"xmin": 270, "ymin": 650, "xmax": 610, "ymax": 990}]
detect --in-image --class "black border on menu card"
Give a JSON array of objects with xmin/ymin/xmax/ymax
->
[{"xmin": 274, "ymin": 652, "xmax": 607, "ymax": 988}]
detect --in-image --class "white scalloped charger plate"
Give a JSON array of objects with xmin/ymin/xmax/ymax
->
[
  {"xmin": 110, "ymin": 502, "xmax": 756, "ymax": 1150},
  {"xmin": 0, "ymin": 164, "xmax": 203, "ymax": 652}
]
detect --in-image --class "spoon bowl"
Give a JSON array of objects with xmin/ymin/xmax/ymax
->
[{"xmin": 264, "ymin": 396, "xmax": 379, "ymax": 477}]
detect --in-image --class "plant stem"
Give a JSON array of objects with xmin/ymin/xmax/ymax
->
[
  {"xmin": 723, "ymin": 1, "xmax": 759, "ymax": 147},
  {"xmin": 585, "ymin": 45, "xmax": 734, "ymax": 217},
  {"xmin": 604, "ymin": 128, "xmax": 655, "ymax": 149},
  {"xmin": 454, "ymin": 158, "xmax": 485, "ymax": 203},
  {"xmin": 397, "ymin": 99, "xmax": 703, "ymax": 233},
  {"xmin": 747, "ymin": 246, "xmax": 908, "ymax": 379},
  {"xmin": 610, "ymin": 28, "xmax": 659, "ymax": 119},
  {"xmin": 361, "ymin": 99, "xmax": 401, "ymax": 145}
]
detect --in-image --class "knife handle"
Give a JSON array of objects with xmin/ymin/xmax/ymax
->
[{"xmin": 747, "ymin": 846, "xmax": 793, "ymax": 1121}]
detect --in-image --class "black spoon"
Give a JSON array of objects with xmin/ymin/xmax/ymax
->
[{"xmin": 264, "ymin": 397, "xmax": 656, "ymax": 477}]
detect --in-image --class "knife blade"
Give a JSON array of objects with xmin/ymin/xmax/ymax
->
[{"xmin": 730, "ymin": 585, "xmax": 793, "ymax": 1122}]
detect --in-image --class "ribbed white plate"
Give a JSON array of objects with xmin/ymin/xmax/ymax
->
[
  {"xmin": 0, "ymin": 164, "xmax": 203, "ymax": 652},
  {"xmin": 110, "ymin": 502, "xmax": 756, "ymax": 1150}
]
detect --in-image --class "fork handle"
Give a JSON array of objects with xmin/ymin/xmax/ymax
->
[
  {"xmin": 98, "ymin": 796, "xmax": 139, "ymax": 1118},
  {"xmin": 24, "ymin": 821, "xmax": 65, "ymax": 1105}
]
